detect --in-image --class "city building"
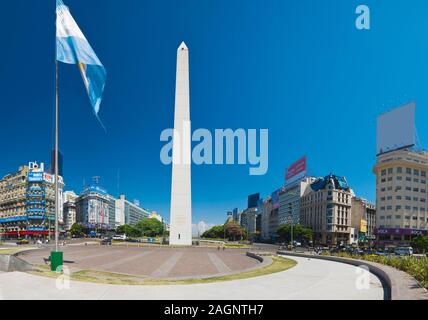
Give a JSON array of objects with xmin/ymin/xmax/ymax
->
[
  {"xmin": 300, "ymin": 174, "xmax": 353, "ymax": 245},
  {"xmin": 232, "ymin": 208, "xmax": 239, "ymax": 223},
  {"xmin": 260, "ymin": 196, "xmax": 280, "ymax": 242},
  {"xmin": 169, "ymin": 41, "xmax": 192, "ymax": 246},
  {"xmin": 278, "ymin": 177, "xmax": 316, "ymax": 226},
  {"xmin": 351, "ymin": 197, "xmax": 376, "ymax": 244},
  {"xmin": 63, "ymin": 190, "xmax": 78, "ymax": 231},
  {"xmin": 226, "ymin": 211, "xmax": 233, "ymax": 222},
  {"xmin": 373, "ymin": 148, "xmax": 428, "ymax": 246},
  {"xmin": 115, "ymin": 194, "xmax": 150, "ymax": 226},
  {"xmin": 247, "ymin": 193, "xmax": 260, "ymax": 209},
  {"xmin": 75, "ymin": 185, "xmax": 116, "ymax": 232},
  {"xmin": 240, "ymin": 207, "xmax": 258, "ymax": 236},
  {"xmin": 0, "ymin": 162, "xmax": 64, "ymax": 239},
  {"xmin": 150, "ymin": 211, "xmax": 163, "ymax": 223}
]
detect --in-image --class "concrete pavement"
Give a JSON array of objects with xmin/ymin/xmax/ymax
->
[{"xmin": 0, "ymin": 256, "xmax": 384, "ymax": 300}]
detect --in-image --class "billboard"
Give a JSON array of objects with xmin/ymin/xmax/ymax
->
[
  {"xmin": 285, "ymin": 156, "xmax": 307, "ymax": 186},
  {"xmin": 88, "ymin": 199, "xmax": 109, "ymax": 225},
  {"xmin": 28, "ymin": 172, "xmax": 44, "ymax": 182},
  {"xmin": 377, "ymin": 102, "xmax": 415, "ymax": 155}
]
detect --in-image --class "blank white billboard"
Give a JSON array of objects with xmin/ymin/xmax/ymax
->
[{"xmin": 377, "ymin": 102, "xmax": 415, "ymax": 155}]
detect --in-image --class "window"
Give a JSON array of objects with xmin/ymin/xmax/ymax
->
[
  {"xmin": 421, "ymin": 171, "xmax": 426, "ymax": 177},
  {"xmin": 406, "ymin": 168, "xmax": 412, "ymax": 174},
  {"xmin": 395, "ymin": 215, "xmax": 401, "ymax": 219},
  {"xmin": 395, "ymin": 206, "xmax": 402, "ymax": 211},
  {"xmin": 381, "ymin": 170, "xmax": 386, "ymax": 176},
  {"xmin": 406, "ymin": 177, "xmax": 412, "ymax": 182},
  {"xmin": 388, "ymin": 177, "xmax": 393, "ymax": 182},
  {"xmin": 414, "ymin": 169, "xmax": 420, "ymax": 176},
  {"xmin": 381, "ymin": 178, "xmax": 386, "ymax": 183},
  {"xmin": 388, "ymin": 168, "xmax": 393, "ymax": 174},
  {"xmin": 396, "ymin": 196, "xmax": 402, "ymax": 200},
  {"xmin": 397, "ymin": 167, "xmax": 403, "ymax": 173},
  {"xmin": 397, "ymin": 176, "xmax": 403, "ymax": 181},
  {"xmin": 414, "ymin": 178, "xmax": 419, "ymax": 183}
]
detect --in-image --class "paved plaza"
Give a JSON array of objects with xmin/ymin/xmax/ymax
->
[
  {"xmin": 18, "ymin": 245, "xmax": 260, "ymax": 279},
  {"xmin": 0, "ymin": 256, "xmax": 384, "ymax": 300}
]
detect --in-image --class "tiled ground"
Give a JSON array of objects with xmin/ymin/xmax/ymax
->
[{"xmin": 19, "ymin": 245, "xmax": 259, "ymax": 279}]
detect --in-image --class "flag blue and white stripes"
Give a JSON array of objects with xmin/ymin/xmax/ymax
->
[{"xmin": 56, "ymin": 0, "xmax": 107, "ymax": 128}]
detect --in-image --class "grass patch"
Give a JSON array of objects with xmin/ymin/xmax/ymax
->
[
  {"xmin": 0, "ymin": 247, "xmax": 36, "ymax": 255},
  {"xmin": 224, "ymin": 244, "xmax": 250, "ymax": 249},
  {"xmin": 29, "ymin": 256, "xmax": 297, "ymax": 286}
]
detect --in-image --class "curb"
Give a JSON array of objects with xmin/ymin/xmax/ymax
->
[{"xmin": 278, "ymin": 251, "xmax": 392, "ymax": 300}]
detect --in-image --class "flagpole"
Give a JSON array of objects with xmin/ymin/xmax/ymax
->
[{"xmin": 55, "ymin": 58, "xmax": 59, "ymax": 253}]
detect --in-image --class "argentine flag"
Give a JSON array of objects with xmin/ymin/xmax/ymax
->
[{"xmin": 56, "ymin": 0, "xmax": 107, "ymax": 128}]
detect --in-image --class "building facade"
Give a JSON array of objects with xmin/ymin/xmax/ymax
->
[
  {"xmin": 115, "ymin": 194, "xmax": 150, "ymax": 226},
  {"xmin": 300, "ymin": 174, "xmax": 353, "ymax": 245},
  {"xmin": 75, "ymin": 185, "xmax": 115, "ymax": 231},
  {"xmin": 278, "ymin": 177, "xmax": 316, "ymax": 226},
  {"xmin": 240, "ymin": 207, "xmax": 258, "ymax": 235},
  {"xmin": 373, "ymin": 149, "xmax": 428, "ymax": 246},
  {"xmin": 260, "ymin": 197, "xmax": 280, "ymax": 242},
  {"xmin": 351, "ymin": 197, "xmax": 376, "ymax": 244},
  {"xmin": 0, "ymin": 162, "xmax": 64, "ymax": 239},
  {"xmin": 63, "ymin": 190, "xmax": 77, "ymax": 231}
]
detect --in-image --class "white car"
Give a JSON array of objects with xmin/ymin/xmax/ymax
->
[{"xmin": 113, "ymin": 235, "xmax": 127, "ymax": 241}]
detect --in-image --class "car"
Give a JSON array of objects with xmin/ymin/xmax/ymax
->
[
  {"xmin": 16, "ymin": 239, "xmax": 29, "ymax": 245},
  {"xmin": 394, "ymin": 246, "xmax": 413, "ymax": 256},
  {"xmin": 100, "ymin": 237, "xmax": 112, "ymax": 245},
  {"xmin": 113, "ymin": 234, "xmax": 127, "ymax": 241}
]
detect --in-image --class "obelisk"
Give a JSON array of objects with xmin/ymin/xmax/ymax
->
[{"xmin": 169, "ymin": 42, "xmax": 192, "ymax": 246}]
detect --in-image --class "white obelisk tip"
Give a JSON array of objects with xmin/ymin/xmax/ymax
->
[{"xmin": 178, "ymin": 41, "xmax": 188, "ymax": 51}]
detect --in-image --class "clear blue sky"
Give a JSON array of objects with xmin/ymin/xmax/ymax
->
[{"xmin": 1, "ymin": 0, "xmax": 428, "ymax": 225}]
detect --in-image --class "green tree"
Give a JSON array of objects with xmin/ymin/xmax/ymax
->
[
  {"xmin": 202, "ymin": 225, "xmax": 224, "ymax": 239},
  {"xmin": 70, "ymin": 223, "xmax": 84, "ymax": 237},
  {"xmin": 277, "ymin": 224, "xmax": 312, "ymax": 244},
  {"xmin": 411, "ymin": 236, "xmax": 428, "ymax": 254},
  {"xmin": 135, "ymin": 218, "xmax": 164, "ymax": 237},
  {"xmin": 116, "ymin": 224, "xmax": 140, "ymax": 237}
]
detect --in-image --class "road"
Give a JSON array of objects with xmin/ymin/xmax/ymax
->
[{"xmin": 0, "ymin": 256, "xmax": 384, "ymax": 300}]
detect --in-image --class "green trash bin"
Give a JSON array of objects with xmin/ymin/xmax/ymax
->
[{"xmin": 50, "ymin": 251, "xmax": 63, "ymax": 272}]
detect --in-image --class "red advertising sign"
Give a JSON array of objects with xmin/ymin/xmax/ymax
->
[{"xmin": 285, "ymin": 156, "xmax": 307, "ymax": 184}]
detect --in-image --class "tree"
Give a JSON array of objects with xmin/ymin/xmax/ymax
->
[
  {"xmin": 224, "ymin": 221, "xmax": 245, "ymax": 241},
  {"xmin": 70, "ymin": 223, "xmax": 84, "ymax": 237},
  {"xmin": 116, "ymin": 224, "xmax": 140, "ymax": 237},
  {"xmin": 411, "ymin": 236, "xmax": 428, "ymax": 254},
  {"xmin": 202, "ymin": 225, "xmax": 224, "ymax": 239},
  {"xmin": 135, "ymin": 218, "xmax": 164, "ymax": 237},
  {"xmin": 277, "ymin": 224, "xmax": 313, "ymax": 244}
]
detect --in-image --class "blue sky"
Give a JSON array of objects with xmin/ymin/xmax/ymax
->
[{"xmin": 1, "ymin": 0, "xmax": 428, "ymax": 225}]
